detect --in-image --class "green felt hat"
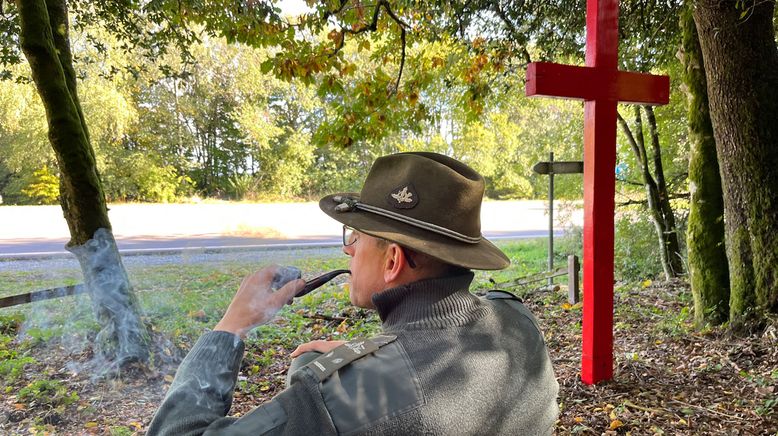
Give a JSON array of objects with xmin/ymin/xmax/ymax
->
[{"xmin": 319, "ymin": 152, "xmax": 510, "ymax": 270}]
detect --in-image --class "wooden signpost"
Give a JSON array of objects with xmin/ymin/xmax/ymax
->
[
  {"xmin": 532, "ymin": 152, "xmax": 583, "ymax": 291},
  {"xmin": 526, "ymin": 0, "xmax": 670, "ymax": 384}
]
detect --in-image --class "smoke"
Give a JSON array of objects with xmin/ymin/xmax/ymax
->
[
  {"xmin": 270, "ymin": 266, "xmax": 301, "ymax": 291},
  {"xmin": 67, "ymin": 228, "xmax": 149, "ymax": 369},
  {"xmin": 10, "ymin": 237, "xmax": 344, "ymax": 382}
]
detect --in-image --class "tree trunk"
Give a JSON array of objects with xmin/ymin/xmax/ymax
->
[
  {"xmin": 617, "ymin": 109, "xmax": 682, "ymax": 280},
  {"xmin": 693, "ymin": 1, "xmax": 778, "ymax": 327},
  {"xmin": 16, "ymin": 0, "xmax": 149, "ymax": 364},
  {"xmin": 679, "ymin": 5, "xmax": 730, "ymax": 327},
  {"xmin": 643, "ymin": 105, "xmax": 684, "ymax": 278}
]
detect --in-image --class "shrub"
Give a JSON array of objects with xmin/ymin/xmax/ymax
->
[
  {"xmin": 614, "ymin": 211, "xmax": 665, "ymax": 280},
  {"xmin": 21, "ymin": 166, "xmax": 59, "ymax": 204},
  {"xmin": 18, "ymin": 379, "xmax": 79, "ymax": 408}
]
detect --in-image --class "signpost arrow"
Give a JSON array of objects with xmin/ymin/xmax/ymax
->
[{"xmin": 532, "ymin": 161, "xmax": 584, "ymax": 175}]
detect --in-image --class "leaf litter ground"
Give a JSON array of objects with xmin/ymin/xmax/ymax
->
[{"xmin": 1, "ymin": 268, "xmax": 776, "ymax": 435}]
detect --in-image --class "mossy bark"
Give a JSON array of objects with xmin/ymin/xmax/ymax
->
[
  {"xmin": 693, "ymin": 1, "xmax": 778, "ymax": 327},
  {"xmin": 16, "ymin": 0, "xmax": 149, "ymax": 363},
  {"xmin": 679, "ymin": 5, "xmax": 730, "ymax": 327}
]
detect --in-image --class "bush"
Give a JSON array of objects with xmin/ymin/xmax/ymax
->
[
  {"xmin": 18, "ymin": 379, "xmax": 79, "ymax": 408},
  {"xmin": 227, "ymin": 173, "xmax": 260, "ymax": 200},
  {"xmin": 0, "ymin": 335, "xmax": 36, "ymax": 382},
  {"xmin": 102, "ymin": 151, "xmax": 187, "ymax": 202},
  {"xmin": 21, "ymin": 166, "xmax": 59, "ymax": 205},
  {"xmin": 614, "ymin": 210, "xmax": 665, "ymax": 280}
]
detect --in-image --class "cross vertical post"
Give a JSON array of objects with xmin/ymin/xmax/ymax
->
[{"xmin": 525, "ymin": 0, "xmax": 670, "ymax": 384}]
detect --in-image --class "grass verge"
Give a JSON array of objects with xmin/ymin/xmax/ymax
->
[{"xmin": 0, "ymin": 239, "xmax": 775, "ymax": 434}]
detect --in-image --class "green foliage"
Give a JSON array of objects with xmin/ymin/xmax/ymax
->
[
  {"xmin": 102, "ymin": 151, "xmax": 186, "ymax": 202},
  {"xmin": 109, "ymin": 426, "xmax": 135, "ymax": 436},
  {"xmin": 18, "ymin": 379, "xmax": 79, "ymax": 408},
  {"xmin": 227, "ymin": 173, "xmax": 259, "ymax": 200},
  {"xmin": 614, "ymin": 211, "xmax": 666, "ymax": 280},
  {"xmin": 21, "ymin": 166, "xmax": 59, "ymax": 205},
  {"xmin": 0, "ymin": 1, "xmax": 686, "ymax": 204},
  {"xmin": 0, "ymin": 312, "xmax": 25, "ymax": 335},
  {"xmin": 0, "ymin": 334, "xmax": 36, "ymax": 382}
]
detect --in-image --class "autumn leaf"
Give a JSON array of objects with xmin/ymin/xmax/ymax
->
[{"xmin": 609, "ymin": 419, "xmax": 624, "ymax": 430}]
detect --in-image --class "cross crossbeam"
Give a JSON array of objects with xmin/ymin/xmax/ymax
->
[{"xmin": 526, "ymin": 63, "xmax": 669, "ymax": 104}]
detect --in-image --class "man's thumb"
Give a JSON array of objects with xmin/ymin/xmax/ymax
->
[{"xmin": 278, "ymin": 278, "xmax": 306, "ymax": 303}]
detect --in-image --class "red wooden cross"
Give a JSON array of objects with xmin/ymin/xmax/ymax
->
[{"xmin": 526, "ymin": 0, "xmax": 669, "ymax": 384}]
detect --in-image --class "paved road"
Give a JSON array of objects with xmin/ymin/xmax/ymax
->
[
  {"xmin": 0, "ymin": 230, "xmax": 562, "ymax": 259},
  {"xmin": 0, "ymin": 201, "xmax": 580, "ymax": 258}
]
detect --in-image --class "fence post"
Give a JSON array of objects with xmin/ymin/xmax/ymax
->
[{"xmin": 568, "ymin": 255, "xmax": 580, "ymax": 304}]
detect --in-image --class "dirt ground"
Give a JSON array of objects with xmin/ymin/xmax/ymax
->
[{"xmin": 2, "ymin": 280, "xmax": 776, "ymax": 435}]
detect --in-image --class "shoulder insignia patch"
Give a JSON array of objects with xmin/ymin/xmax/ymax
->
[
  {"xmin": 485, "ymin": 289, "xmax": 521, "ymax": 302},
  {"xmin": 305, "ymin": 335, "xmax": 397, "ymax": 382},
  {"xmin": 386, "ymin": 184, "xmax": 419, "ymax": 209}
]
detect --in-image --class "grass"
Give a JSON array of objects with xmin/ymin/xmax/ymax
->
[
  {"xmin": 0, "ymin": 239, "xmax": 567, "ymax": 343},
  {"xmin": 22, "ymin": 237, "xmax": 778, "ymax": 434},
  {"xmin": 0, "ymin": 239, "xmax": 562, "ymax": 433}
]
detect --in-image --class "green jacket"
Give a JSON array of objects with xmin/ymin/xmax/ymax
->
[{"xmin": 147, "ymin": 273, "xmax": 558, "ymax": 435}]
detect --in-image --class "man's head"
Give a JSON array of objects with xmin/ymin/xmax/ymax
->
[{"xmin": 320, "ymin": 152, "xmax": 509, "ymax": 307}]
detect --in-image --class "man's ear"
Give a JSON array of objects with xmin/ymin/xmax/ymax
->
[{"xmin": 383, "ymin": 244, "xmax": 407, "ymax": 283}]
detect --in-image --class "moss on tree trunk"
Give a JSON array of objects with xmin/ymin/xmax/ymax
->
[
  {"xmin": 693, "ymin": 0, "xmax": 778, "ymax": 327},
  {"xmin": 679, "ymin": 5, "xmax": 730, "ymax": 327},
  {"xmin": 17, "ymin": 0, "xmax": 149, "ymax": 363}
]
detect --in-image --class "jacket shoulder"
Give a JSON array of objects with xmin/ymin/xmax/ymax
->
[
  {"xmin": 310, "ymin": 335, "xmax": 424, "ymax": 435},
  {"xmin": 302, "ymin": 334, "xmax": 397, "ymax": 382},
  {"xmin": 484, "ymin": 290, "xmax": 543, "ymax": 336}
]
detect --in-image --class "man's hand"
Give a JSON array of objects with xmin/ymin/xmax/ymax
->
[
  {"xmin": 214, "ymin": 265, "xmax": 305, "ymax": 339},
  {"xmin": 291, "ymin": 339, "xmax": 347, "ymax": 358}
]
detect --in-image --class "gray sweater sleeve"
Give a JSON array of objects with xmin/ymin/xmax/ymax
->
[{"xmin": 147, "ymin": 331, "xmax": 338, "ymax": 436}]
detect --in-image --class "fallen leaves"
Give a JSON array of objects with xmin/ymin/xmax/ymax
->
[
  {"xmin": 538, "ymin": 278, "xmax": 778, "ymax": 434},
  {"xmin": 2, "ymin": 278, "xmax": 775, "ymax": 435}
]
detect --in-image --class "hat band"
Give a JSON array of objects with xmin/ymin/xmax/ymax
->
[{"xmin": 333, "ymin": 196, "xmax": 482, "ymax": 244}]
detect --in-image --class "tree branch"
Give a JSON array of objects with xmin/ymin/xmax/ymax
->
[
  {"xmin": 617, "ymin": 110, "xmax": 642, "ymax": 164},
  {"xmin": 493, "ymin": 3, "xmax": 532, "ymax": 65},
  {"xmin": 329, "ymin": 0, "xmax": 408, "ymax": 94},
  {"xmin": 45, "ymin": 0, "xmax": 90, "ymax": 144},
  {"xmin": 617, "ymin": 192, "xmax": 689, "ymax": 207},
  {"xmin": 617, "ymin": 178, "xmax": 646, "ymax": 187},
  {"xmin": 643, "ymin": 105, "xmax": 668, "ymax": 193}
]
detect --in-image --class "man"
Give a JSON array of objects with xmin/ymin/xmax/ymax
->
[{"xmin": 148, "ymin": 152, "xmax": 559, "ymax": 435}]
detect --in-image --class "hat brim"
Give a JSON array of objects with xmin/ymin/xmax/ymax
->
[{"xmin": 320, "ymin": 193, "xmax": 510, "ymax": 270}]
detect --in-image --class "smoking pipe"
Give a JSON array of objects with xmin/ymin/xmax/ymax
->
[{"xmin": 296, "ymin": 269, "xmax": 350, "ymax": 298}]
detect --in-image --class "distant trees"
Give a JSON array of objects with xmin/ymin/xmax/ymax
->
[{"xmin": 1, "ymin": 29, "xmax": 591, "ymax": 204}]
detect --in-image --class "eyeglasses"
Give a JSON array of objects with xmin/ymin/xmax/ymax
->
[
  {"xmin": 343, "ymin": 225, "xmax": 359, "ymax": 246},
  {"xmin": 342, "ymin": 225, "xmax": 416, "ymax": 268}
]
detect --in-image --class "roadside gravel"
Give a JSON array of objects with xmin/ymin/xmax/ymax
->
[{"xmin": 0, "ymin": 246, "xmax": 344, "ymax": 275}]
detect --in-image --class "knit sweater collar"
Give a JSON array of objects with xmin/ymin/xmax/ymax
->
[{"xmin": 371, "ymin": 272, "xmax": 489, "ymax": 330}]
